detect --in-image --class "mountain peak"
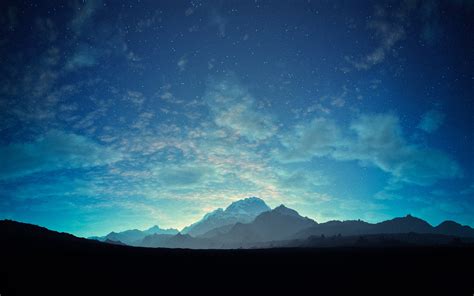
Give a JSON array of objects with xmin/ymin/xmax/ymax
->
[
  {"xmin": 437, "ymin": 220, "xmax": 461, "ymax": 227},
  {"xmin": 434, "ymin": 220, "xmax": 474, "ymax": 237},
  {"xmin": 181, "ymin": 196, "xmax": 271, "ymax": 237},
  {"xmin": 146, "ymin": 225, "xmax": 161, "ymax": 232},
  {"xmin": 273, "ymin": 204, "xmax": 300, "ymax": 217},
  {"xmin": 399, "ymin": 214, "xmax": 427, "ymax": 223},
  {"xmin": 376, "ymin": 214, "xmax": 433, "ymax": 234},
  {"xmin": 202, "ymin": 208, "xmax": 225, "ymax": 220},
  {"xmin": 225, "ymin": 196, "xmax": 270, "ymax": 215},
  {"xmin": 144, "ymin": 225, "xmax": 179, "ymax": 234}
]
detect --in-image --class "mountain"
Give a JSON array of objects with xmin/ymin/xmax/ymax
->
[
  {"xmin": 140, "ymin": 204, "xmax": 317, "ymax": 248},
  {"xmin": 140, "ymin": 233, "xmax": 175, "ymax": 248},
  {"xmin": 294, "ymin": 219, "xmax": 374, "ymax": 239},
  {"xmin": 294, "ymin": 214, "xmax": 474, "ymax": 239},
  {"xmin": 199, "ymin": 223, "xmax": 235, "ymax": 238},
  {"xmin": 0, "ymin": 219, "xmax": 103, "ymax": 249},
  {"xmin": 375, "ymin": 214, "xmax": 433, "ymax": 234},
  {"xmin": 182, "ymin": 196, "xmax": 271, "ymax": 237},
  {"xmin": 212, "ymin": 205, "xmax": 317, "ymax": 247},
  {"xmin": 104, "ymin": 239, "xmax": 128, "ymax": 246},
  {"xmin": 93, "ymin": 225, "xmax": 179, "ymax": 245},
  {"xmin": 434, "ymin": 220, "xmax": 474, "ymax": 237}
]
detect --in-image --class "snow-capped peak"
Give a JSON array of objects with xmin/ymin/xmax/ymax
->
[{"xmin": 225, "ymin": 196, "xmax": 271, "ymax": 216}]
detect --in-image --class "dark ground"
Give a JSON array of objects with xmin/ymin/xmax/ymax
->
[{"xmin": 1, "ymin": 220, "xmax": 473, "ymax": 295}]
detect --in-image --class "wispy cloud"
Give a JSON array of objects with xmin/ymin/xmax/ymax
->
[
  {"xmin": 65, "ymin": 45, "xmax": 100, "ymax": 71},
  {"xmin": 276, "ymin": 117, "xmax": 345, "ymax": 161},
  {"xmin": 0, "ymin": 130, "xmax": 122, "ymax": 180},
  {"xmin": 346, "ymin": 2, "xmax": 416, "ymax": 70},
  {"xmin": 210, "ymin": 10, "xmax": 227, "ymax": 37},
  {"xmin": 177, "ymin": 55, "xmax": 188, "ymax": 71},
  {"xmin": 418, "ymin": 109, "xmax": 445, "ymax": 133},
  {"xmin": 204, "ymin": 77, "xmax": 277, "ymax": 141},
  {"xmin": 125, "ymin": 91, "xmax": 146, "ymax": 109},
  {"xmin": 276, "ymin": 113, "xmax": 462, "ymax": 186},
  {"xmin": 70, "ymin": 0, "xmax": 103, "ymax": 34}
]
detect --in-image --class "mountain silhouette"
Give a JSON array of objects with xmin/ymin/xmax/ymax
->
[
  {"xmin": 434, "ymin": 220, "xmax": 474, "ymax": 237},
  {"xmin": 130, "ymin": 199, "xmax": 474, "ymax": 249},
  {"xmin": 208, "ymin": 204, "xmax": 317, "ymax": 247},
  {"xmin": 375, "ymin": 214, "xmax": 433, "ymax": 233},
  {"xmin": 104, "ymin": 238, "xmax": 128, "ymax": 246},
  {"xmin": 181, "ymin": 196, "xmax": 270, "ymax": 236},
  {"xmin": 294, "ymin": 219, "xmax": 373, "ymax": 238},
  {"xmin": 139, "ymin": 233, "xmax": 175, "ymax": 248},
  {"xmin": 94, "ymin": 197, "xmax": 474, "ymax": 249},
  {"xmin": 294, "ymin": 214, "xmax": 474, "ymax": 240},
  {"xmin": 91, "ymin": 225, "xmax": 179, "ymax": 245}
]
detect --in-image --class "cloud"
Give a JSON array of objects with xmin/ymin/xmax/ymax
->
[
  {"xmin": 355, "ymin": 22, "xmax": 404, "ymax": 69},
  {"xmin": 185, "ymin": 7, "xmax": 195, "ymax": 16},
  {"xmin": 277, "ymin": 113, "xmax": 462, "ymax": 186},
  {"xmin": 177, "ymin": 55, "xmax": 188, "ymax": 71},
  {"xmin": 210, "ymin": 11, "xmax": 227, "ymax": 37},
  {"xmin": 70, "ymin": 0, "xmax": 103, "ymax": 34},
  {"xmin": 204, "ymin": 78, "xmax": 277, "ymax": 141},
  {"xmin": 340, "ymin": 114, "xmax": 461, "ymax": 185},
  {"xmin": 277, "ymin": 118, "xmax": 344, "ymax": 161},
  {"xmin": 131, "ymin": 112, "xmax": 154, "ymax": 130},
  {"xmin": 347, "ymin": 2, "xmax": 415, "ymax": 70},
  {"xmin": 65, "ymin": 46, "xmax": 99, "ymax": 71},
  {"xmin": 125, "ymin": 91, "xmax": 145, "ymax": 108},
  {"xmin": 0, "ymin": 131, "xmax": 122, "ymax": 180},
  {"xmin": 418, "ymin": 109, "xmax": 445, "ymax": 133},
  {"xmin": 155, "ymin": 166, "xmax": 214, "ymax": 187},
  {"xmin": 277, "ymin": 169, "xmax": 329, "ymax": 189}
]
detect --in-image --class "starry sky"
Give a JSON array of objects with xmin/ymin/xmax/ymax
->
[{"xmin": 0, "ymin": 0, "xmax": 473, "ymax": 237}]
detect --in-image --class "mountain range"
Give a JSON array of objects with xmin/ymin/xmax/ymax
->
[
  {"xmin": 90, "ymin": 225, "xmax": 179, "ymax": 245},
  {"xmin": 83, "ymin": 197, "xmax": 474, "ymax": 248}
]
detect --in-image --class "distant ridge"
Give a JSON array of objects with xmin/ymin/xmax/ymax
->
[
  {"xmin": 90, "ymin": 225, "xmax": 179, "ymax": 245},
  {"xmin": 294, "ymin": 214, "xmax": 474, "ymax": 240}
]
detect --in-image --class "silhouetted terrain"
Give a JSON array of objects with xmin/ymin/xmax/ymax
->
[
  {"xmin": 1, "ymin": 220, "xmax": 473, "ymax": 295},
  {"xmin": 89, "ymin": 225, "xmax": 179, "ymax": 245},
  {"xmin": 91, "ymin": 199, "xmax": 474, "ymax": 249},
  {"xmin": 126, "ymin": 205, "xmax": 474, "ymax": 249}
]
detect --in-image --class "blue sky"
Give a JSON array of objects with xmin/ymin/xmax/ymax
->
[{"xmin": 0, "ymin": 0, "xmax": 473, "ymax": 237}]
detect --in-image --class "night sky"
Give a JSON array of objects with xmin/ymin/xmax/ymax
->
[{"xmin": 0, "ymin": 0, "xmax": 473, "ymax": 237}]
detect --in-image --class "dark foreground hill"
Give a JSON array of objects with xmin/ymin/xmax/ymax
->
[{"xmin": 1, "ymin": 220, "xmax": 473, "ymax": 295}]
